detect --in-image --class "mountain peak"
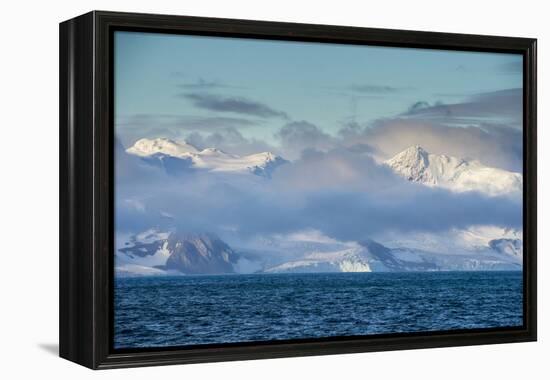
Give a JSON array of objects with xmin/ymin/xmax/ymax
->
[
  {"xmin": 117, "ymin": 231, "xmax": 239, "ymax": 275},
  {"xmin": 200, "ymin": 147, "xmax": 225, "ymax": 154},
  {"xmin": 245, "ymin": 151, "xmax": 277, "ymax": 162},
  {"xmin": 126, "ymin": 137, "xmax": 199, "ymax": 157},
  {"xmin": 125, "ymin": 136, "xmax": 287, "ymax": 177},
  {"xmin": 386, "ymin": 145, "xmax": 430, "ymax": 174},
  {"xmin": 385, "ymin": 146, "xmax": 522, "ymax": 195},
  {"xmin": 411, "ymin": 144, "xmax": 428, "ymax": 153},
  {"xmin": 399, "ymin": 145, "xmax": 429, "ymax": 158}
]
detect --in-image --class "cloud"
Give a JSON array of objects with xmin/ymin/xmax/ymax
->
[
  {"xmin": 115, "ymin": 84, "xmax": 524, "ymax": 249},
  {"xmin": 270, "ymin": 111, "xmax": 522, "ymax": 173},
  {"xmin": 267, "ymin": 87, "xmax": 523, "ymax": 170},
  {"xmin": 115, "ymin": 114, "xmax": 259, "ymax": 146},
  {"xmin": 181, "ymin": 93, "xmax": 289, "ymax": 119},
  {"xmin": 115, "ymin": 147, "xmax": 521, "ymax": 243},
  {"xmin": 402, "ymin": 88, "xmax": 522, "ymax": 128},
  {"xmin": 295, "ymin": 186, "xmax": 521, "ymax": 241},
  {"xmin": 178, "ymin": 78, "xmax": 243, "ymax": 90},
  {"xmin": 114, "ymin": 136, "xmax": 174, "ymax": 187},
  {"xmin": 331, "ymin": 88, "xmax": 524, "ymax": 171},
  {"xmin": 407, "ymin": 100, "xmax": 439, "ymax": 113},
  {"xmin": 185, "ymin": 127, "xmax": 277, "ymax": 156},
  {"xmin": 340, "ymin": 120, "xmax": 522, "ymax": 172},
  {"xmin": 271, "ymin": 148, "xmax": 399, "ymax": 192},
  {"xmin": 275, "ymin": 121, "xmax": 336, "ymax": 159},
  {"xmin": 172, "ymin": 116, "xmax": 258, "ymax": 130}
]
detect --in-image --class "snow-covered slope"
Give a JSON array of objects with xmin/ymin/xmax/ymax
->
[
  {"xmin": 126, "ymin": 137, "xmax": 287, "ymax": 177},
  {"xmin": 374, "ymin": 226, "xmax": 522, "ymax": 260},
  {"xmin": 386, "ymin": 145, "xmax": 522, "ymax": 196},
  {"xmin": 262, "ymin": 237, "xmax": 522, "ymax": 274},
  {"xmin": 263, "ymin": 247, "xmax": 373, "ymax": 273},
  {"xmin": 116, "ymin": 227, "xmax": 522, "ymax": 275},
  {"xmin": 127, "ymin": 137, "xmax": 199, "ymax": 156}
]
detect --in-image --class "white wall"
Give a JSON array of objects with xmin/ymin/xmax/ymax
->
[{"xmin": 0, "ymin": 0, "xmax": 546, "ymax": 378}]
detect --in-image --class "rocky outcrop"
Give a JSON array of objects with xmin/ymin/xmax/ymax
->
[
  {"xmin": 118, "ymin": 231, "xmax": 239, "ymax": 275},
  {"xmin": 164, "ymin": 233, "xmax": 239, "ymax": 274}
]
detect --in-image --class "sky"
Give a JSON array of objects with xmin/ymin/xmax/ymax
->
[
  {"xmin": 114, "ymin": 31, "xmax": 523, "ymax": 160},
  {"xmin": 114, "ymin": 30, "xmax": 524, "ymax": 247}
]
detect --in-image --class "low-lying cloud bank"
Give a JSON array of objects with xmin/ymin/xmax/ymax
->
[{"xmin": 115, "ymin": 146, "xmax": 522, "ymax": 243}]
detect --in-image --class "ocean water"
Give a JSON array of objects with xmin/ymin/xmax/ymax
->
[{"xmin": 114, "ymin": 271, "xmax": 523, "ymax": 349}]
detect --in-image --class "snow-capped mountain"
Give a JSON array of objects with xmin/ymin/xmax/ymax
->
[
  {"xmin": 373, "ymin": 226, "xmax": 522, "ymax": 259},
  {"xmin": 116, "ymin": 142, "xmax": 524, "ymax": 276},
  {"xmin": 116, "ymin": 226, "xmax": 522, "ymax": 275},
  {"xmin": 263, "ymin": 246, "xmax": 373, "ymax": 273},
  {"xmin": 263, "ymin": 237, "xmax": 522, "ymax": 274},
  {"xmin": 126, "ymin": 137, "xmax": 287, "ymax": 177},
  {"xmin": 386, "ymin": 145, "xmax": 522, "ymax": 196},
  {"xmin": 127, "ymin": 137, "xmax": 199, "ymax": 156},
  {"xmin": 116, "ymin": 230, "xmax": 239, "ymax": 276}
]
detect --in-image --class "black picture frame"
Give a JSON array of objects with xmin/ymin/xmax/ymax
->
[{"xmin": 59, "ymin": 10, "xmax": 537, "ymax": 369}]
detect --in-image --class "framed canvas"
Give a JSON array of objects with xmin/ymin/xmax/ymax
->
[{"xmin": 59, "ymin": 11, "xmax": 537, "ymax": 369}]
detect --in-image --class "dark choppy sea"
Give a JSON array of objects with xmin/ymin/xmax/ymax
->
[{"xmin": 114, "ymin": 271, "xmax": 523, "ymax": 349}]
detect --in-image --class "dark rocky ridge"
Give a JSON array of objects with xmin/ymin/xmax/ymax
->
[
  {"xmin": 119, "ymin": 232, "xmax": 239, "ymax": 274},
  {"xmin": 164, "ymin": 233, "xmax": 239, "ymax": 274}
]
